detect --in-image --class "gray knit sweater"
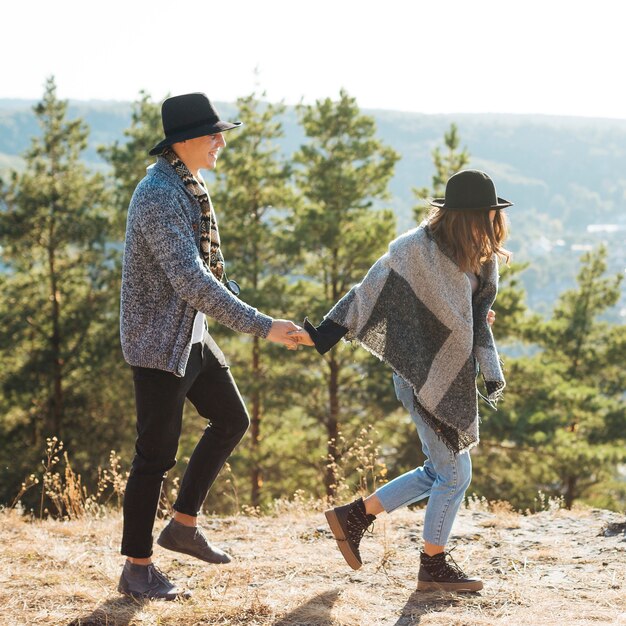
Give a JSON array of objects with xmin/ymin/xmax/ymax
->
[{"xmin": 120, "ymin": 158, "xmax": 273, "ymax": 376}]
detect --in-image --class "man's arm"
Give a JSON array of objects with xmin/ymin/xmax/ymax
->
[{"xmin": 135, "ymin": 189, "xmax": 298, "ymax": 345}]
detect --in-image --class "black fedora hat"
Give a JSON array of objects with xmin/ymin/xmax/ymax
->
[
  {"xmin": 149, "ymin": 93, "xmax": 242, "ymax": 156},
  {"xmin": 429, "ymin": 170, "xmax": 513, "ymax": 211}
]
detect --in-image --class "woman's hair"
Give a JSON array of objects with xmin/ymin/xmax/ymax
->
[{"xmin": 427, "ymin": 207, "xmax": 510, "ymax": 274}]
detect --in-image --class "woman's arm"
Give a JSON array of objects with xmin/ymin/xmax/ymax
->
[{"xmin": 300, "ymin": 317, "xmax": 349, "ymax": 354}]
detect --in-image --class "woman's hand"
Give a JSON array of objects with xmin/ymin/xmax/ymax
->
[{"xmin": 487, "ymin": 309, "xmax": 496, "ymax": 326}]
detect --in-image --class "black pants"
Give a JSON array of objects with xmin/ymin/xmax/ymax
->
[{"xmin": 121, "ymin": 335, "xmax": 249, "ymax": 558}]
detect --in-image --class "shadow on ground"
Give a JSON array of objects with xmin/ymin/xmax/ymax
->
[
  {"xmin": 272, "ymin": 589, "xmax": 341, "ymax": 626},
  {"xmin": 67, "ymin": 596, "xmax": 147, "ymax": 626},
  {"xmin": 391, "ymin": 590, "xmax": 465, "ymax": 626}
]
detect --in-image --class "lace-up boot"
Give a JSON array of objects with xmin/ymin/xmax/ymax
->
[
  {"xmin": 117, "ymin": 561, "xmax": 191, "ymax": 600},
  {"xmin": 325, "ymin": 497, "xmax": 376, "ymax": 570},
  {"xmin": 418, "ymin": 550, "xmax": 483, "ymax": 592},
  {"xmin": 157, "ymin": 518, "xmax": 231, "ymax": 564}
]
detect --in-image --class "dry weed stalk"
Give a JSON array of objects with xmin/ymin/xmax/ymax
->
[
  {"xmin": 45, "ymin": 451, "xmax": 87, "ymax": 519},
  {"xmin": 10, "ymin": 473, "xmax": 39, "ymax": 509},
  {"xmin": 14, "ymin": 437, "xmax": 131, "ymax": 520},
  {"xmin": 90, "ymin": 450, "xmax": 127, "ymax": 510},
  {"xmin": 375, "ymin": 519, "xmax": 408, "ymax": 589},
  {"xmin": 213, "ymin": 461, "xmax": 241, "ymax": 516},
  {"xmin": 272, "ymin": 489, "xmax": 326, "ymax": 516},
  {"xmin": 39, "ymin": 437, "xmax": 64, "ymax": 519},
  {"xmin": 466, "ymin": 491, "xmax": 564, "ymax": 518},
  {"xmin": 328, "ymin": 425, "xmax": 388, "ymax": 504},
  {"xmin": 531, "ymin": 490, "xmax": 565, "ymax": 513}
]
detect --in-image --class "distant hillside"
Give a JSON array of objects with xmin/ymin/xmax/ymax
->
[{"xmin": 1, "ymin": 99, "xmax": 625, "ymax": 317}]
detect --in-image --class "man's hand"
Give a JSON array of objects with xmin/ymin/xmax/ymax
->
[
  {"xmin": 267, "ymin": 320, "xmax": 303, "ymax": 350},
  {"xmin": 487, "ymin": 309, "xmax": 496, "ymax": 326}
]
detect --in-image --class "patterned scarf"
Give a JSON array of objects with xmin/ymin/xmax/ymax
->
[{"xmin": 162, "ymin": 147, "xmax": 225, "ymax": 281}]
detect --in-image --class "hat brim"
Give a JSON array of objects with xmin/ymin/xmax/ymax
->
[
  {"xmin": 149, "ymin": 120, "xmax": 242, "ymax": 156},
  {"xmin": 428, "ymin": 197, "xmax": 513, "ymax": 211}
]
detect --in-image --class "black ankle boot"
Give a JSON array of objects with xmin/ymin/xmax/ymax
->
[
  {"xmin": 418, "ymin": 550, "xmax": 483, "ymax": 592},
  {"xmin": 324, "ymin": 497, "xmax": 376, "ymax": 570}
]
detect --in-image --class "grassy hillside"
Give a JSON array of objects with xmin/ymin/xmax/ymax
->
[{"xmin": 0, "ymin": 501, "xmax": 624, "ymax": 625}]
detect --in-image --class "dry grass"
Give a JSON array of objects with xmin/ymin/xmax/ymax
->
[{"xmin": 1, "ymin": 503, "xmax": 625, "ymax": 626}]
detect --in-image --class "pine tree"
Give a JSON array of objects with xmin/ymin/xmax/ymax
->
[
  {"xmin": 410, "ymin": 122, "xmax": 526, "ymax": 341},
  {"xmin": 413, "ymin": 123, "xmax": 470, "ymax": 223},
  {"xmin": 290, "ymin": 90, "xmax": 399, "ymax": 497},
  {"xmin": 98, "ymin": 91, "xmax": 162, "ymax": 237},
  {"xmin": 491, "ymin": 261, "xmax": 530, "ymax": 343},
  {"xmin": 380, "ymin": 123, "xmax": 528, "ymax": 490},
  {"xmin": 475, "ymin": 247, "xmax": 626, "ymax": 509},
  {"xmin": 0, "ymin": 77, "xmax": 127, "ymax": 504},
  {"xmin": 210, "ymin": 92, "xmax": 295, "ymax": 508}
]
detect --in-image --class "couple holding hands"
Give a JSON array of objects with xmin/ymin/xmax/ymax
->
[{"xmin": 118, "ymin": 93, "xmax": 511, "ymax": 599}]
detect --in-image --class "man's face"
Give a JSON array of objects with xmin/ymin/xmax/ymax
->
[{"xmin": 187, "ymin": 132, "xmax": 226, "ymax": 171}]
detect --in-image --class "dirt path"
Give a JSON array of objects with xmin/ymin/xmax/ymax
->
[{"xmin": 0, "ymin": 504, "xmax": 624, "ymax": 625}]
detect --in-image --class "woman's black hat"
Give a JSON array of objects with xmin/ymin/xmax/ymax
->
[
  {"xmin": 428, "ymin": 170, "xmax": 513, "ymax": 211},
  {"xmin": 149, "ymin": 93, "xmax": 242, "ymax": 156}
]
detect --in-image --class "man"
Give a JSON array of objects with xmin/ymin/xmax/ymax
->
[{"xmin": 118, "ymin": 92, "xmax": 301, "ymax": 600}]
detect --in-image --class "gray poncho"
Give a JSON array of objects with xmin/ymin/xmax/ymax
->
[{"xmin": 325, "ymin": 224, "xmax": 505, "ymax": 453}]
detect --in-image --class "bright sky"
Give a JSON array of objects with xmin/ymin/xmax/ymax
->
[{"xmin": 3, "ymin": 0, "xmax": 626, "ymax": 119}]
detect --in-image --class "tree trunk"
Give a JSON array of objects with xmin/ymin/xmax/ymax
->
[
  {"xmin": 325, "ymin": 354, "xmax": 340, "ymax": 498},
  {"xmin": 250, "ymin": 334, "xmax": 262, "ymax": 507},
  {"xmin": 324, "ymin": 248, "xmax": 341, "ymax": 498},
  {"xmin": 564, "ymin": 475, "xmax": 577, "ymax": 509},
  {"xmin": 249, "ymin": 207, "xmax": 262, "ymax": 507},
  {"xmin": 47, "ymin": 210, "xmax": 64, "ymax": 438}
]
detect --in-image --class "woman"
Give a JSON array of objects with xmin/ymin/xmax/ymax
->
[{"xmin": 297, "ymin": 169, "xmax": 512, "ymax": 592}]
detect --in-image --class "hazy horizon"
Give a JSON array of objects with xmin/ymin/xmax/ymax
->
[
  {"xmin": 4, "ymin": 0, "xmax": 626, "ymax": 121},
  {"xmin": 3, "ymin": 96, "xmax": 626, "ymax": 126}
]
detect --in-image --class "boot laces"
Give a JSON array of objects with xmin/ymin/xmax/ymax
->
[
  {"xmin": 147, "ymin": 564, "xmax": 173, "ymax": 589},
  {"xmin": 430, "ymin": 549, "xmax": 468, "ymax": 581},
  {"xmin": 193, "ymin": 526, "xmax": 217, "ymax": 550},
  {"xmin": 346, "ymin": 505, "xmax": 375, "ymax": 546}
]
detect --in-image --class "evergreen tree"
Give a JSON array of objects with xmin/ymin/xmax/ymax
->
[
  {"xmin": 289, "ymin": 90, "xmax": 400, "ymax": 497},
  {"xmin": 0, "ymin": 77, "xmax": 128, "ymax": 506},
  {"xmin": 413, "ymin": 123, "xmax": 470, "ymax": 223},
  {"xmin": 410, "ymin": 122, "xmax": 525, "ymax": 342},
  {"xmin": 475, "ymin": 247, "xmax": 626, "ymax": 509},
  {"xmin": 491, "ymin": 261, "xmax": 530, "ymax": 343},
  {"xmin": 98, "ymin": 91, "xmax": 162, "ymax": 237},
  {"xmin": 389, "ymin": 122, "xmax": 535, "ymax": 505},
  {"xmin": 210, "ymin": 92, "xmax": 295, "ymax": 508}
]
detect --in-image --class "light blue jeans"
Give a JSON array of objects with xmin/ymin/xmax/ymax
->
[{"xmin": 375, "ymin": 373, "xmax": 472, "ymax": 546}]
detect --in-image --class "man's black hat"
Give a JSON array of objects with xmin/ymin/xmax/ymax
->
[
  {"xmin": 429, "ymin": 170, "xmax": 513, "ymax": 211},
  {"xmin": 149, "ymin": 92, "xmax": 242, "ymax": 156}
]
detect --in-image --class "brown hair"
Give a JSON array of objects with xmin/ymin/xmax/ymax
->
[{"xmin": 427, "ymin": 207, "xmax": 510, "ymax": 274}]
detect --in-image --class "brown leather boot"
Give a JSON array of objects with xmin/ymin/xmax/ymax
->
[
  {"xmin": 325, "ymin": 497, "xmax": 376, "ymax": 570},
  {"xmin": 418, "ymin": 550, "xmax": 483, "ymax": 592}
]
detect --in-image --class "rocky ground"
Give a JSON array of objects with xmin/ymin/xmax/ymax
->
[{"xmin": 0, "ymin": 501, "xmax": 624, "ymax": 625}]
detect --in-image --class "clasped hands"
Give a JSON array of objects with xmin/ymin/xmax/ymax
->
[
  {"xmin": 268, "ymin": 310, "xmax": 495, "ymax": 350},
  {"xmin": 266, "ymin": 320, "xmax": 313, "ymax": 350}
]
